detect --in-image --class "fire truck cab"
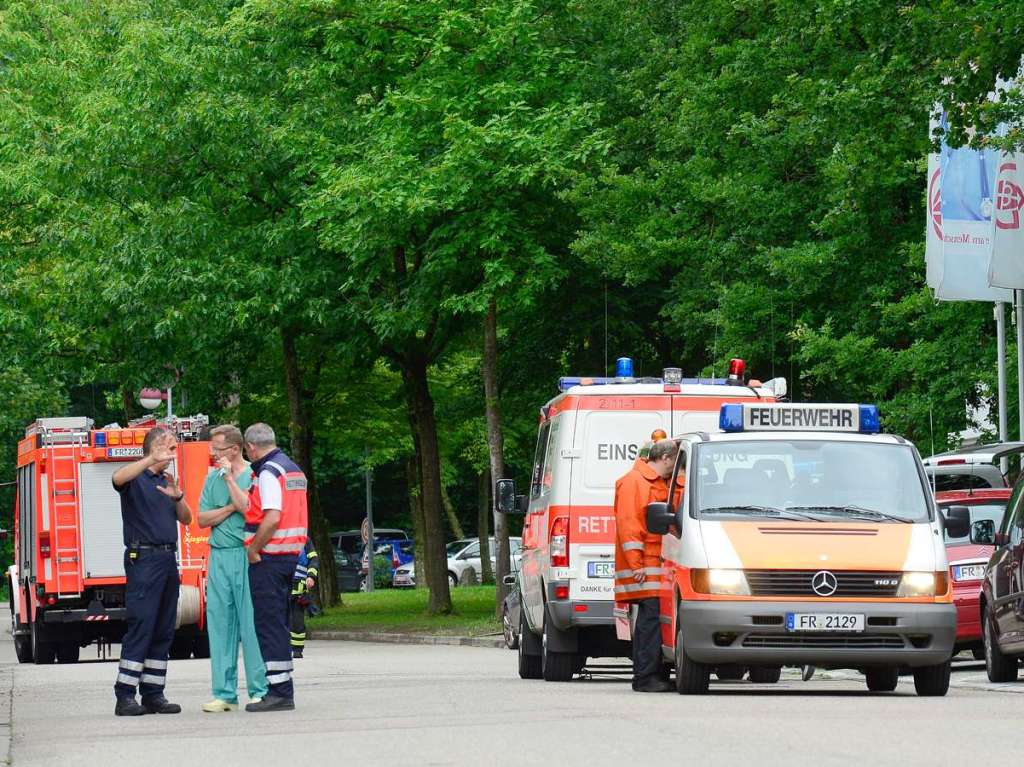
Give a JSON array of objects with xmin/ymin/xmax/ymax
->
[
  {"xmin": 10, "ymin": 415, "xmax": 212, "ymax": 664},
  {"xmin": 497, "ymin": 358, "xmax": 784, "ymax": 681}
]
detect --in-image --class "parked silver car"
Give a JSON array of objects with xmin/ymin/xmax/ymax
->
[{"xmin": 393, "ymin": 537, "xmax": 522, "ymax": 587}]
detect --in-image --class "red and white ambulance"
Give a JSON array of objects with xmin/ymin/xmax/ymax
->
[
  {"xmin": 9, "ymin": 415, "xmax": 212, "ymax": 664},
  {"xmin": 497, "ymin": 358, "xmax": 784, "ymax": 681}
]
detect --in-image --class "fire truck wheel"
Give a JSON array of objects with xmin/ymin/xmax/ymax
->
[
  {"xmin": 169, "ymin": 636, "xmax": 192, "ymax": 660},
  {"xmin": 193, "ymin": 634, "xmax": 211, "ymax": 659},
  {"xmin": 541, "ymin": 615, "xmax": 576, "ymax": 682},
  {"xmin": 674, "ymin": 623, "xmax": 709, "ymax": 694},
  {"xmin": 56, "ymin": 642, "xmax": 80, "ymax": 664},
  {"xmin": 517, "ymin": 611, "xmax": 542, "ymax": 680},
  {"xmin": 31, "ymin": 622, "xmax": 55, "ymax": 665},
  {"xmin": 13, "ymin": 634, "xmax": 32, "ymax": 664}
]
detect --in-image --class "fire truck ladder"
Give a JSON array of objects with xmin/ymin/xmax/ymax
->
[{"xmin": 47, "ymin": 435, "xmax": 86, "ymax": 599}]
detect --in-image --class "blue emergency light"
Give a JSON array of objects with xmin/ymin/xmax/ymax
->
[
  {"xmin": 615, "ymin": 357, "xmax": 634, "ymax": 378},
  {"xmin": 94, "ymin": 432, "xmax": 107, "ymax": 447},
  {"xmin": 719, "ymin": 403, "xmax": 881, "ymax": 434}
]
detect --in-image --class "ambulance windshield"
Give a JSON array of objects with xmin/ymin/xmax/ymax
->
[{"xmin": 694, "ymin": 440, "xmax": 930, "ymax": 522}]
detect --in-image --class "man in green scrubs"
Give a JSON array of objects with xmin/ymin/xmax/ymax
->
[{"xmin": 197, "ymin": 425, "xmax": 268, "ymax": 712}]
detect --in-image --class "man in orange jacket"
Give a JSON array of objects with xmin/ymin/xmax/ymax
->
[{"xmin": 614, "ymin": 438, "xmax": 679, "ymax": 692}]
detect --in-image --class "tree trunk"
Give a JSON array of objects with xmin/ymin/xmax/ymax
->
[
  {"xmin": 405, "ymin": 453, "xmax": 428, "ymax": 590},
  {"xmin": 402, "ymin": 359, "xmax": 452, "ymax": 614},
  {"xmin": 281, "ymin": 327, "xmax": 337, "ymax": 606},
  {"xmin": 483, "ymin": 297, "xmax": 511, "ymax": 613},
  {"xmin": 477, "ymin": 470, "xmax": 494, "ymax": 584},
  {"xmin": 440, "ymin": 480, "xmax": 466, "ymax": 540}
]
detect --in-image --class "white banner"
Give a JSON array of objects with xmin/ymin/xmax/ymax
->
[
  {"xmin": 929, "ymin": 112, "xmax": 1012, "ymax": 302},
  {"xmin": 925, "ymin": 128, "xmax": 944, "ymax": 289},
  {"xmin": 989, "ymin": 152, "xmax": 1024, "ymax": 287}
]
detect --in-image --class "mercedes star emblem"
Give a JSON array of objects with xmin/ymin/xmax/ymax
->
[{"xmin": 811, "ymin": 570, "xmax": 838, "ymax": 597}]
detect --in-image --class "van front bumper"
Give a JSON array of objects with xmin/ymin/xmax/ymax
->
[{"xmin": 678, "ymin": 600, "xmax": 956, "ymax": 668}]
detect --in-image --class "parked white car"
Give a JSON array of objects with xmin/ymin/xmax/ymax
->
[{"xmin": 393, "ymin": 537, "xmax": 522, "ymax": 588}]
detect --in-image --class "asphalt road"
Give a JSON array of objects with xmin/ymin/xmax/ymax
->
[{"xmin": 4, "ymin": 638, "xmax": 1024, "ymax": 766}]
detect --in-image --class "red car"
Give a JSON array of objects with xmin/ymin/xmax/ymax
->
[{"xmin": 936, "ymin": 488, "xmax": 1012, "ymax": 657}]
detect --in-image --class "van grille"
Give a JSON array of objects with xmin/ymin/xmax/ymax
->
[
  {"xmin": 741, "ymin": 634, "xmax": 905, "ymax": 649},
  {"xmin": 744, "ymin": 570, "xmax": 902, "ymax": 598}
]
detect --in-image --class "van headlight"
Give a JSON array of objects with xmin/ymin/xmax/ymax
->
[
  {"xmin": 707, "ymin": 569, "xmax": 751, "ymax": 596},
  {"xmin": 897, "ymin": 571, "xmax": 937, "ymax": 597}
]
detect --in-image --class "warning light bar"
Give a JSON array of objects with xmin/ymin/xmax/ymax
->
[{"xmin": 719, "ymin": 403, "xmax": 881, "ymax": 434}]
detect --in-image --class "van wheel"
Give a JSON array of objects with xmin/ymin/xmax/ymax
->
[
  {"xmin": 502, "ymin": 604, "xmax": 519, "ymax": 650},
  {"xmin": 56, "ymin": 642, "xmax": 80, "ymax": 664},
  {"xmin": 448, "ymin": 572, "xmax": 458, "ymax": 588},
  {"xmin": 865, "ymin": 666, "xmax": 898, "ymax": 692},
  {"xmin": 674, "ymin": 623, "xmax": 709, "ymax": 694},
  {"xmin": 748, "ymin": 666, "xmax": 782, "ymax": 684},
  {"xmin": 913, "ymin": 660, "xmax": 951, "ymax": 696},
  {"xmin": 984, "ymin": 607, "xmax": 1018, "ymax": 682},
  {"xmin": 541, "ymin": 616, "xmax": 576, "ymax": 682},
  {"xmin": 31, "ymin": 621, "xmax": 55, "ymax": 665},
  {"xmin": 517, "ymin": 611, "xmax": 542, "ymax": 679}
]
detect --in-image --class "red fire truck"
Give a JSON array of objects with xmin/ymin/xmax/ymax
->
[{"xmin": 9, "ymin": 414, "xmax": 213, "ymax": 664}]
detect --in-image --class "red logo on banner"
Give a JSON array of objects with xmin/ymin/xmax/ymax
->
[
  {"xmin": 928, "ymin": 167, "xmax": 942, "ymax": 238},
  {"xmin": 996, "ymin": 161, "xmax": 1024, "ymax": 230}
]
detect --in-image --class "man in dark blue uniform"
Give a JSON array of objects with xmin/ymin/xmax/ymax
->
[{"xmin": 111, "ymin": 426, "xmax": 193, "ymax": 716}]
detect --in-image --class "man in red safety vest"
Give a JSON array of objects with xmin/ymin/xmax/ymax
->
[{"xmin": 242, "ymin": 423, "xmax": 308, "ymax": 712}]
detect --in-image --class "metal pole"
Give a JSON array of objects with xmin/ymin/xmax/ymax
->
[
  {"xmin": 996, "ymin": 302, "xmax": 1009, "ymax": 475},
  {"xmin": 166, "ymin": 386, "xmax": 173, "ymax": 419},
  {"xmin": 365, "ymin": 454, "xmax": 375, "ymax": 593}
]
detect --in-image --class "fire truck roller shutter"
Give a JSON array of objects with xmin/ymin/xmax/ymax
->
[{"xmin": 78, "ymin": 462, "xmax": 130, "ymax": 578}]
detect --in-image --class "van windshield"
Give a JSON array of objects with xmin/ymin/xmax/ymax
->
[{"xmin": 694, "ymin": 440, "xmax": 930, "ymax": 523}]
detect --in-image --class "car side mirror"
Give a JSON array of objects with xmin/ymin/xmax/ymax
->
[
  {"xmin": 496, "ymin": 479, "xmax": 526, "ymax": 515},
  {"xmin": 970, "ymin": 519, "xmax": 996, "ymax": 545},
  {"xmin": 944, "ymin": 506, "xmax": 971, "ymax": 539},
  {"xmin": 646, "ymin": 502, "xmax": 675, "ymax": 536},
  {"xmin": 502, "ymin": 574, "xmax": 517, "ymax": 587}
]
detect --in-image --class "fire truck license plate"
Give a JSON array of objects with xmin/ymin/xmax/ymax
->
[
  {"xmin": 107, "ymin": 447, "xmax": 143, "ymax": 458},
  {"xmin": 786, "ymin": 613, "xmax": 864, "ymax": 632},
  {"xmin": 587, "ymin": 561, "xmax": 614, "ymax": 578}
]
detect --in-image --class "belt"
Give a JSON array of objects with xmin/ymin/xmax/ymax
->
[{"xmin": 134, "ymin": 543, "xmax": 176, "ymax": 551}]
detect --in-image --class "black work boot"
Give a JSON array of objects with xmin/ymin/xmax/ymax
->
[
  {"xmin": 634, "ymin": 678, "xmax": 674, "ymax": 693},
  {"xmin": 245, "ymin": 695, "xmax": 295, "ymax": 712},
  {"xmin": 115, "ymin": 698, "xmax": 147, "ymax": 716},
  {"xmin": 142, "ymin": 695, "xmax": 182, "ymax": 714}
]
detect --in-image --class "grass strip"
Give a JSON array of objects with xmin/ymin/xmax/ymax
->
[{"xmin": 309, "ymin": 585, "xmax": 502, "ymax": 636}]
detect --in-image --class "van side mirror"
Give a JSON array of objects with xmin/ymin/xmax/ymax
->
[
  {"xmin": 943, "ymin": 506, "xmax": 971, "ymax": 539},
  {"xmin": 646, "ymin": 502, "xmax": 675, "ymax": 536},
  {"xmin": 970, "ymin": 519, "xmax": 996, "ymax": 545},
  {"xmin": 496, "ymin": 479, "xmax": 523, "ymax": 515},
  {"xmin": 502, "ymin": 574, "xmax": 517, "ymax": 587}
]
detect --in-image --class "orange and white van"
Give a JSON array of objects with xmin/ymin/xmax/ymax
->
[
  {"xmin": 645, "ymin": 402, "xmax": 968, "ymax": 696},
  {"xmin": 496, "ymin": 358, "xmax": 784, "ymax": 681}
]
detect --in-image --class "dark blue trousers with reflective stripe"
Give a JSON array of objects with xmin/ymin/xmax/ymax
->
[
  {"xmin": 115, "ymin": 550, "xmax": 179, "ymax": 700},
  {"xmin": 249, "ymin": 555, "xmax": 298, "ymax": 700}
]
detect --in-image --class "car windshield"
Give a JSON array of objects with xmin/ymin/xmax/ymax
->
[
  {"xmin": 694, "ymin": 440, "xmax": 930, "ymax": 523},
  {"xmin": 940, "ymin": 502, "xmax": 1007, "ymax": 544},
  {"xmin": 446, "ymin": 540, "xmax": 471, "ymax": 556}
]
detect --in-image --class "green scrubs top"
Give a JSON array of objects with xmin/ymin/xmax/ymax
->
[{"xmin": 199, "ymin": 464, "xmax": 253, "ymax": 548}]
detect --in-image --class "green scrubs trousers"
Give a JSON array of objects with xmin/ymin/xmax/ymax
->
[{"xmin": 207, "ymin": 546, "xmax": 268, "ymax": 702}]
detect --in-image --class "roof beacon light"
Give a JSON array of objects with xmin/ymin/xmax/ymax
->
[
  {"xmin": 651, "ymin": 429, "xmax": 668, "ymax": 442},
  {"xmin": 615, "ymin": 357, "xmax": 634, "ymax": 379},
  {"xmin": 726, "ymin": 358, "xmax": 746, "ymax": 386},
  {"xmin": 719, "ymin": 403, "xmax": 881, "ymax": 434},
  {"xmin": 663, "ymin": 367, "xmax": 683, "ymax": 384}
]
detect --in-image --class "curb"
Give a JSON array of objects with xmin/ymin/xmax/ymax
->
[
  {"xmin": 308, "ymin": 630, "xmax": 506, "ymax": 649},
  {"xmin": 0, "ymin": 665, "xmax": 11, "ymax": 765}
]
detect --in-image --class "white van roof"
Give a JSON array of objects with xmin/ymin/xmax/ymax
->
[{"xmin": 547, "ymin": 382, "xmax": 773, "ymax": 408}]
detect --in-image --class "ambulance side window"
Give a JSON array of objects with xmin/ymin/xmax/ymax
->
[{"xmin": 530, "ymin": 422, "xmax": 552, "ymax": 499}]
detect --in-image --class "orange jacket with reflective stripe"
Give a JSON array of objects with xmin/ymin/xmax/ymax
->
[
  {"xmin": 244, "ymin": 449, "xmax": 308, "ymax": 556},
  {"xmin": 614, "ymin": 461, "xmax": 668, "ymax": 601}
]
